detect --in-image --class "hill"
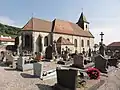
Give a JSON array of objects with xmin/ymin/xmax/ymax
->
[{"xmin": 0, "ymin": 23, "xmax": 21, "ymax": 38}]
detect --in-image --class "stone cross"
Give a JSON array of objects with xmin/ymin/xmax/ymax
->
[{"xmin": 100, "ymin": 32, "xmax": 104, "ymax": 45}]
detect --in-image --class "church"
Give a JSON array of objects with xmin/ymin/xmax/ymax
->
[{"xmin": 17, "ymin": 12, "xmax": 94, "ymax": 55}]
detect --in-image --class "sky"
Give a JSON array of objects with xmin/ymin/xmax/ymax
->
[{"xmin": 0, "ymin": 0, "xmax": 120, "ymax": 45}]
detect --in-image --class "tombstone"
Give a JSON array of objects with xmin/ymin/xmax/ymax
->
[
  {"xmin": 108, "ymin": 58, "xmax": 118, "ymax": 68},
  {"xmin": 17, "ymin": 55, "xmax": 33, "ymax": 71},
  {"xmin": 33, "ymin": 62, "xmax": 57, "ymax": 80},
  {"xmin": 88, "ymin": 48, "xmax": 91, "ymax": 57},
  {"xmin": 94, "ymin": 54, "xmax": 108, "ymax": 73},
  {"xmin": 53, "ymin": 68, "xmax": 78, "ymax": 90},
  {"xmin": 99, "ymin": 45, "xmax": 105, "ymax": 57},
  {"xmin": 73, "ymin": 53, "xmax": 84, "ymax": 69},
  {"xmin": 45, "ymin": 45, "xmax": 52, "ymax": 60}
]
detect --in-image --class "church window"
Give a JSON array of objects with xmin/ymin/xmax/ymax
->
[
  {"xmin": 74, "ymin": 39, "xmax": 77, "ymax": 47},
  {"xmin": 25, "ymin": 35, "xmax": 30, "ymax": 47},
  {"xmin": 44, "ymin": 36, "xmax": 48, "ymax": 46},
  {"xmin": 87, "ymin": 40, "xmax": 90, "ymax": 47},
  {"xmin": 81, "ymin": 40, "xmax": 84, "ymax": 47}
]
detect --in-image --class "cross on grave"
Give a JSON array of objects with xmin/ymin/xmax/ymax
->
[{"xmin": 100, "ymin": 32, "xmax": 104, "ymax": 45}]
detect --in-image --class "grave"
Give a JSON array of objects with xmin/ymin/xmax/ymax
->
[
  {"xmin": 5, "ymin": 52, "xmax": 19, "ymax": 68},
  {"xmin": 33, "ymin": 61, "xmax": 57, "ymax": 80},
  {"xmin": 57, "ymin": 47, "xmax": 73, "ymax": 65},
  {"xmin": 45, "ymin": 45, "xmax": 52, "ymax": 60},
  {"xmin": 72, "ymin": 53, "xmax": 84, "ymax": 69},
  {"xmin": 17, "ymin": 55, "xmax": 34, "ymax": 71},
  {"xmin": 53, "ymin": 68, "xmax": 78, "ymax": 90},
  {"xmin": 94, "ymin": 54, "xmax": 108, "ymax": 73}
]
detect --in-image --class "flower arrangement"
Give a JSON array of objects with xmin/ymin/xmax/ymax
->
[{"xmin": 86, "ymin": 67, "xmax": 100, "ymax": 79}]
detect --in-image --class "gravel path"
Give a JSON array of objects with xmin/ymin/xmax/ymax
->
[
  {"xmin": 0, "ymin": 67, "xmax": 57, "ymax": 90},
  {"xmin": 1, "ymin": 65, "xmax": 120, "ymax": 90}
]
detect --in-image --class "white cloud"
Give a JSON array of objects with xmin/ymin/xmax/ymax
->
[{"xmin": 0, "ymin": 16, "xmax": 15, "ymax": 26}]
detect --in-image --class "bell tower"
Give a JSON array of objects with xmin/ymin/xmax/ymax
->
[{"xmin": 76, "ymin": 12, "xmax": 89, "ymax": 31}]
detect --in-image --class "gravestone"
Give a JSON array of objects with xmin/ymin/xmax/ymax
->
[
  {"xmin": 73, "ymin": 54, "xmax": 84, "ymax": 69},
  {"xmin": 94, "ymin": 54, "xmax": 108, "ymax": 73},
  {"xmin": 45, "ymin": 45, "xmax": 52, "ymax": 60},
  {"xmin": 5, "ymin": 52, "xmax": 18, "ymax": 68},
  {"xmin": 54, "ymin": 68, "xmax": 78, "ymax": 90},
  {"xmin": 99, "ymin": 45, "xmax": 105, "ymax": 57},
  {"xmin": 17, "ymin": 56, "xmax": 33, "ymax": 71},
  {"xmin": 33, "ymin": 61, "xmax": 57, "ymax": 80}
]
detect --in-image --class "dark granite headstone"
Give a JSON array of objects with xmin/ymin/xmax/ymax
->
[
  {"xmin": 56, "ymin": 69, "xmax": 78, "ymax": 90},
  {"xmin": 99, "ymin": 45, "xmax": 105, "ymax": 57},
  {"xmin": 73, "ymin": 54, "xmax": 84, "ymax": 69},
  {"xmin": 95, "ymin": 54, "xmax": 108, "ymax": 73},
  {"xmin": 45, "ymin": 45, "xmax": 52, "ymax": 59}
]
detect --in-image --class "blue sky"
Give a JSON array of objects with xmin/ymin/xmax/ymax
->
[{"xmin": 0, "ymin": 0, "xmax": 120, "ymax": 45}]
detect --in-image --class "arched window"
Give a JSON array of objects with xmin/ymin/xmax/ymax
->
[
  {"xmin": 44, "ymin": 36, "xmax": 48, "ymax": 46},
  {"xmin": 87, "ymin": 40, "xmax": 90, "ymax": 47},
  {"xmin": 81, "ymin": 40, "xmax": 84, "ymax": 47},
  {"xmin": 74, "ymin": 39, "xmax": 77, "ymax": 47},
  {"xmin": 25, "ymin": 35, "xmax": 30, "ymax": 47}
]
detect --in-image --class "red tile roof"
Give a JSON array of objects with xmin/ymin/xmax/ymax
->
[
  {"xmin": 22, "ymin": 17, "xmax": 94, "ymax": 38},
  {"xmin": 0, "ymin": 38, "xmax": 15, "ymax": 42},
  {"xmin": 57, "ymin": 37, "xmax": 73, "ymax": 45},
  {"xmin": 22, "ymin": 18, "xmax": 52, "ymax": 32},
  {"xmin": 107, "ymin": 42, "xmax": 120, "ymax": 47}
]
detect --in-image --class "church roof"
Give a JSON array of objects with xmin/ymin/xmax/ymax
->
[
  {"xmin": 53, "ymin": 19, "xmax": 94, "ymax": 38},
  {"xmin": 57, "ymin": 37, "xmax": 73, "ymax": 45},
  {"xmin": 22, "ymin": 17, "xmax": 94, "ymax": 38},
  {"xmin": 22, "ymin": 17, "xmax": 52, "ymax": 32},
  {"xmin": 77, "ymin": 12, "xmax": 89, "ymax": 24}
]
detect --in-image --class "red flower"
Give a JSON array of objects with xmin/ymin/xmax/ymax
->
[{"xmin": 86, "ymin": 67, "xmax": 100, "ymax": 79}]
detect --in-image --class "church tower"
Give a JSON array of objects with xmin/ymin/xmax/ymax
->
[{"xmin": 76, "ymin": 12, "xmax": 89, "ymax": 31}]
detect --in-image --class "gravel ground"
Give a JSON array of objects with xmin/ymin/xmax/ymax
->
[
  {"xmin": 1, "ymin": 65, "xmax": 120, "ymax": 90},
  {"xmin": 0, "ymin": 66, "xmax": 57, "ymax": 90}
]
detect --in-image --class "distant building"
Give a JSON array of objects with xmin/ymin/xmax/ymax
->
[
  {"xmin": 17, "ymin": 12, "xmax": 94, "ymax": 54},
  {"xmin": 107, "ymin": 42, "xmax": 120, "ymax": 52},
  {"xmin": 0, "ymin": 35, "xmax": 15, "ymax": 45}
]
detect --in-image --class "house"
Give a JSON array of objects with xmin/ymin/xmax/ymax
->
[
  {"xmin": 17, "ymin": 12, "xmax": 94, "ymax": 55},
  {"xmin": 107, "ymin": 42, "xmax": 120, "ymax": 52},
  {"xmin": 0, "ymin": 35, "xmax": 15, "ymax": 45}
]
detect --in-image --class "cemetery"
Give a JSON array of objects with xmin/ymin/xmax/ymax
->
[{"xmin": 0, "ymin": 31, "xmax": 120, "ymax": 90}]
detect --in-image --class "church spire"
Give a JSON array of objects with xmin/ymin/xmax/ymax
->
[{"xmin": 76, "ymin": 12, "xmax": 89, "ymax": 30}]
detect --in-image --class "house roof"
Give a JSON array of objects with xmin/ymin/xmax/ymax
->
[
  {"xmin": 0, "ymin": 38, "xmax": 15, "ymax": 42},
  {"xmin": 22, "ymin": 17, "xmax": 94, "ymax": 38},
  {"xmin": 107, "ymin": 42, "xmax": 120, "ymax": 47},
  {"xmin": 57, "ymin": 37, "xmax": 73, "ymax": 45}
]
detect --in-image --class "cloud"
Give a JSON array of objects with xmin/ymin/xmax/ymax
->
[{"xmin": 0, "ymin": 16, "xmax": 15, "ymax": 26}]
